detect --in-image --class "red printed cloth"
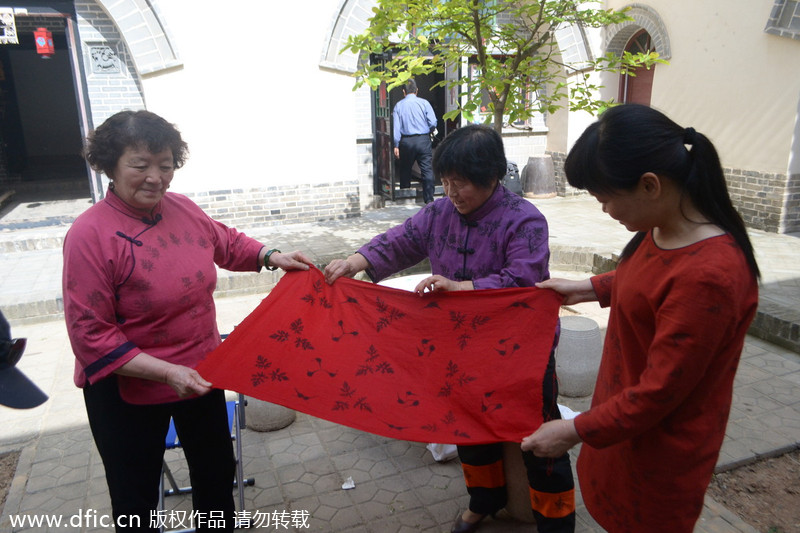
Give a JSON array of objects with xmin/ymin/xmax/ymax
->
[{"xmin": 197, "ymin": 268, "xmax": 561, "ymax": 444}]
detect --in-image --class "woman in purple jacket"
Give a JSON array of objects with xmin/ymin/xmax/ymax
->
[{"xmin": 324, "ymin": 125, "xmax": 575, "ymax": 533}]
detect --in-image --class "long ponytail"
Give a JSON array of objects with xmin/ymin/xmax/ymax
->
[
  {"xmin": 564, "ymin": 104, "xmax": 759, "ymax": 279},
  {"xmin": 682, "ymin": 128, "xmax": 760, "ymax": 278}
]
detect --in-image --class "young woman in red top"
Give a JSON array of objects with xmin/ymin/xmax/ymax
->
[{"xmin": 521, "ymin": 104, "xmax": 760, "ymax": 532}]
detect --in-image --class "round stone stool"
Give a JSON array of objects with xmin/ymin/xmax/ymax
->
[
  {"xmin": 555, "ymin": 316, "xmax": 603, "ymax": 397},
  {"xmin": 245, "ymin": 397, "xmax": 296, "ymax": 432}
]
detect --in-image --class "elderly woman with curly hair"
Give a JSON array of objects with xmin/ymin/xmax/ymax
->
[{"xmin": 63, "ymin": 110, "xmax": 311, "ymax": 532}]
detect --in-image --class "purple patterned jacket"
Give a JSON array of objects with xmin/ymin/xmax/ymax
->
[{"xmin": 358, "ymin": 184, "xmax": 550, "ymax": 289}]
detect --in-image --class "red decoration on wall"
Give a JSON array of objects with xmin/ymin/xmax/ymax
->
[
  {"xmin": 197, "ymin": 268, "xmax": 562, "ymax": 445},
  {"xmin": 34, "ymin": 27, "xmax": 54, "ymax": 58}
]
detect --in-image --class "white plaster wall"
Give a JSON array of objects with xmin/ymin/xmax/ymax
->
[
  {"xmin": 548, "ymin": 24, "xmax": 620, "ymax": 156},
  {"xmin": 138, "ymin": 0, "xmax": 358, "ymax": 194},
  {"xmin": 605, "ymin": 0, "xmax": 800, "ymax": 174}
]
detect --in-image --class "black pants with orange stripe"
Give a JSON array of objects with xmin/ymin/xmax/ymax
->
[{"xmin": 457, "ymin": 347, "xmax": 575, "ymax": 532}]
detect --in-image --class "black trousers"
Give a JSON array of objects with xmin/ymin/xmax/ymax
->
[
  {"xmin": 397, "ymin": 134, "xmax": 435, "ymax": 203},
  {"xmin": 457, "ymin": 345, "xmax": 576, "ymax": 533},
  {"xmin": 84, "ymin": 376, "xmax": 236, "ymax": 532}
]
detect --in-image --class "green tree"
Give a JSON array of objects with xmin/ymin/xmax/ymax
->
[{"xmin": 342, "ymin": 0, "xmax": 665, "ymax": 132}]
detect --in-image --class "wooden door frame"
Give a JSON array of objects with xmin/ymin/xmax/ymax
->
[{"xmin": 618, "ymin": 29, "xmax": 655, "ymax": 106}]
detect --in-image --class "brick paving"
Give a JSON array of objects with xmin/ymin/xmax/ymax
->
[{"xmin": 1, "ymin": 194, "xmax": 798, "ymax": 532}]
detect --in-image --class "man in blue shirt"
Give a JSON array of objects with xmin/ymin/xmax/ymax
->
[{"xmin": 393, "ymin": 79, "xmax": 438, "ymax": 203}]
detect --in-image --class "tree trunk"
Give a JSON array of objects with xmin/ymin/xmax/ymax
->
[{"xmin": 493, "ymin": 106, "xmax": 504, "ymax": 133}]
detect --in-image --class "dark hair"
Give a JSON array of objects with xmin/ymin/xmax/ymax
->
[
  {"xmin": 84, "ymin": 110, "xmax": 189, "ymax": 176},
  {"xmin": 565, "ymin": 104, "xmax": 759, "ymax": 279},
  {"xmin": 404, "ymin": 79, "xmax": 418, "ymax": 94},
  {"xmin": 433, "ymin": 125, "xmax": 507, "ymax": 189}
]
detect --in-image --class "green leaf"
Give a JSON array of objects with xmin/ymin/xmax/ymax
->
[{"xmin": 344, "ymin": 0, "xmax": 670, "ymax": 128}]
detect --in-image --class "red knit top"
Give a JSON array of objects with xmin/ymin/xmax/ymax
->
[{"xmin": 574, "ymin": 231, "xmax": 758, "ymax": 532}]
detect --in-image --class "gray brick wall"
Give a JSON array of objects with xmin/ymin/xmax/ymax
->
[
  {"xmin": 184, "ymin": 182, "xmax": 361, "ymax": 229},
  {"xmin": 547, "ymin": 151, "xmax": 585, "ymax": 197},
  {"xmin": 93, "ymin": 0, "xmax": 182, "ymax": 75},
  {"xmin": 503, "ymin": 132, "xmax": 547, "ymax": 170},
  {"xmin": 75, "ymin": 0, "xmax": 145, "ymax": 127},
  {"xmin": 549, "ymin": 150, "xmax": 797, "ymax": 233},
  {"xmin": 356, "ymin": 141, "xmax": 377, "ymax": 207},
  {"xmin": 783, "ymin": 173, "xmax": 800, "ymax": 233},
  {"xmin": 726, "ymin": 167, "xmax": 792, "ymax": 233},
  {"xmin": 605, "ymin": 5, "xmax": 672, "ymax": 60}
]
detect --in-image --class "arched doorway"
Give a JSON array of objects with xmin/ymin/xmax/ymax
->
[
  {"xmin": 604, "ymin": 5, "xmax": 671, "ymax": 109},
  {"xmin": 0, "ymin": 0, "xmax": 175, "ymax": 226},
  {"xmin": 618, "ymin": 29, "xmax": 655, "ymax": 106}
]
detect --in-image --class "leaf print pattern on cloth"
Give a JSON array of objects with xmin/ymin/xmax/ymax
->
[
  {"xmin": 332, "ymin": 382, "xmax": 373, "ymax": 413},
  {"xmin": 301, "ymin": 279, "xmax": 333, "ymax": 308},
  {"xmin": 374, "ymin": 296, "xmax": 405, "ymax": 331},
  {"xmin": 356, "ymin": 345, "xmax": 394, "ymax": 376},
  {"xmin": 250, "ymin": 354, "xmax": 289, "ymax": 386},
  {"xmin": 62, "ymin": 191, "xmax": 266, "ymax": 406},
  {"xmin": 499, "ymin": 191, "xmax": 524, "ymax": 211},
  {"xmin": 196, "ymin": 268, "xmax": 562, "ymax": 444},
  {"xmin": 516, "ymin": 225, "xmax": 546, "ymax": 254},
  {"xmin": 439, "ymin": 360, "xmax": 477, "ymax": 397},
  {"xmin": 449, "ymin": 310, "xmax": 491, "ymax": 349},
  {"xmin": 477, "ymin": 219, "xmax": 501, "ymax": 238},
  {"xmin": 87, "ymin": 290, "xmax": 105, "ymax": 308},
  {"xmin": 270, "ymin": 318, "xmax": 315, "ymax": 351}
]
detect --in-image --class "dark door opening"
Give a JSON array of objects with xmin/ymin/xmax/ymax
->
[
  {"xmin": 1, "ymin": 14, "xmax": 89, "ymax": 205},
  {"xmin": 388, "ymin": 72, "xmax": 445, "ymax": 201},
  {"xmin": 372, "ymin": 61, "xmax": 447, "ymax": 202}
]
